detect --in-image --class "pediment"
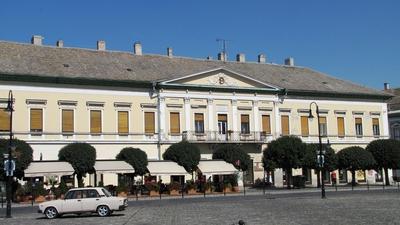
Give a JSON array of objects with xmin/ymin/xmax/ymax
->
[{"xmin": 161, "ymin": 68, "xmax": 280, "ymax": 91}]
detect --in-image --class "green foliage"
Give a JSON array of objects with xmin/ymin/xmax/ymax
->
[
  {"xmin": 116, "ymin": 183, "xmax": 129, "ymax": 193},
  {"xmin": 185, "ymin": 180, "xmax": 196, "ymax": 190},
  {"xmin": 225, "ymin": 174, "xmax": 239, "ymax": 186},
  {"xmin": 0, "ymin": 138, "xmax": 33, "ymax": 179},
  {"xmin": 58, "ymin": 179, "xmax": 69, "ymax": 194},
  {"xmin": 116, "ymin": 147, "xmax": 148, "ymax": 176},
  {"xmin": 212, "ymin": 144, "xmax": 251, "ymax": 171},
  {"xmin": 337, "ymin": 146, "xmax": 376, "ymax": 171},
  {"xmin": 58, "ymin": 142, "xmax": 96, "ymax": 187},
  {"xmin": 163, "ymin": 141, "xmax": 200, "ymax": 174},
  {"xmin": 168, "ymin": 181, "xmax": 182, "ymax": 191},
  {"xmin": 366, "ymin": 139, "xmax": 400, "ymax": 169},
  {"xmin": 302, "ymin": 143, "xmax": 338, "ymax": 172},
  {"xmin": 145, "ymin": 182, "xmax": 160, "ymax": 191}
]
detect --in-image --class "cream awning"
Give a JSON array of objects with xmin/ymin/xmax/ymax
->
[
  {"xmin": 147, "ymin": 161, "xmax": 189, "ymax": 176},
  {"xmin": 94, "ymin": 160, "xmax": 134, "ymax": 174},
  {"xmin": 197, "ymin": 160, "xmax": 238, "ymax": 176},
  {"xmin": 24, "ymin": 161, "xmax": 74, "ymax": 177}
]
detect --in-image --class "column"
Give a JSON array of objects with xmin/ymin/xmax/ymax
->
[
  {"xmin": 184, "ymin": 97, "xmax": 191, "ymax": 132},
  {"xmin": 207, "ymin": 98, "xmax": 214, "ymax": 135},
  {"xmin": 273, "ymin": 101, "xmax": 281, "ymax": 138},
  {"xmin": 253, "ymin": 100, "xmax": 259, "ymax": 132},
  {"xmin": 232, "ymin": 99, "xmax": 238, "ymax": 132},
  {"xmin": 382, "ymin": 103, "xmax": 389, "ymax": 138},
  {"xmin": 158, "ymin": 97, "xmax": 166, "ymax": 140}
]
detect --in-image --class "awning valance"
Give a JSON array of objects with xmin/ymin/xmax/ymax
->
[
  {"xmin": 147, "ymin": 161, "xmax": 189, "ymax": 176},
  {"xmin": 94, "ymin": 160, "xmax": 134, "ymax": 174},
  {"xmin": 197, "ymin": 160, "xmax": 238, "ymax": 176},
  {"xmin": 24, "ymin": 161, "xmax": 74, "ymax": 177}
]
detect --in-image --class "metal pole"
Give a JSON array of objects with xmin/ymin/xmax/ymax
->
[
  {"xmin": 367, "ymin": 180, "xmax": 369, "ymax": 191},
  {"xmin": 263, "ymin": 170, "xmax": 266, "ymax": 195},
  {"xmin": 315, "ymin": 103, "xmax": 325, "ymax": 199},
  {"xmin": 243, "ymin": 170, "xmax": 246, "ymax": 196},
  {"xmin": 6, "ymin": 90, "xmax": 14, "ymax": 218}
]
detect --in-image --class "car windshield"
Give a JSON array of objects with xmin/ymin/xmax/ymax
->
[{"xmin": 101, "ymin": 188, "xmax": 112, "ymax": 197}]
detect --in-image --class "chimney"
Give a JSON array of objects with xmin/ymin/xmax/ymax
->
[
  {"xmin": 97, "ymin": 40, "xmax": 106, "ymax": 51},
  {"xmin": 56, "ymin": 40, "xmax": 64, "ymax": 48},
  {"xmin": 284, "ymin": 57, "xmax": 294, "ymax": 66},
  {"xmin": 258, "ymin": 54, "xmax": 266, "ymax": 63},
  {"xmin": 167, "ymin": 47, "xmax": 173, "ymax": 57},
  {"xmin": 134, "ymin": 42, "xmax": 142, "ymax": 55},
  {"xmin": 31, "ymin": 35, "xmax": 43, "ymax": 45},
  {"xmin": 236, "ymin": 53, "xmax": 245, "ymax": 63},
  {"xmin": 206, "ymin": 56, "xmax": 213, "ymax": 60},
  {"xmin": 384, "ymin": 82, "xmax": 390, "ymax": 90},
  {"xmin": 218, "ymin": 52, "xmax": 227, "ymax": 61}
]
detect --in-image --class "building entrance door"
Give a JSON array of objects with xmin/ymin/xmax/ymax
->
[{"xmin": 217, "ymin": 114, "xmax": 228, "ymax": 141}]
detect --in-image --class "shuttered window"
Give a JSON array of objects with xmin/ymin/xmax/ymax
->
[
  {"xmin": 144, "ymin": 112, "xmax": 155, "ymax": 134},
  {"xmin": 194, "ymin": 113, "xmax": 204, "ymax": 133},
  {"xmin": 319, "ymin": 117, "xmax": 327, "ymax": 137},
  {"xmin": 30, "ymin": 108, "xmax": 43, "ymax": 132},
  {"xmin": 262, "ymin": 115, "xmax": 271, "ymax": 134},
  {"xmin": 337, "ymin": 117, "xmax": 345, "ymax": 137},
  {"xmin": 301, "ymin": 116, "xmax": 309, "ymax": 137},
  {"xmin": 90, "ymin": 110, "xmax": 102, "ymax": 134},
  {"xmin": 281, "ymin": 115, "xmax": 290, "ymax": 135},
  {"xmin": 355, "ymin": 117, "xmax": 363, "ymax": 136},
  {"xmin": 372, "ymin": 118, "xmax": 380, "ymax": 136},
  {"xmin": 241, "ymin": 114, "xmax": 250, "ymax": 134},
  {"xmin": 218, "ymin": 114, "xmax": 227, "ymax": 122},
  {"xmin": 62, "ymin": 109, "xmax": 74, "ymax": 134},
  {"xmin": 170, "ymin": 112, "xmax": 180, "ymax": 134},
  {"xmin": 0, "ymin": 108, "xmax": 10, "ymax": 132},
  {"xmin": 118, "ymin": 111, "xmax": 129, "ymax": 135}
]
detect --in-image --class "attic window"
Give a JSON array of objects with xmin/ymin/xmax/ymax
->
[
  {"xmin": 322, "ymin": 81, "xmax": 328, "ymax": 84},
  {"xmin": 126, "ymin": 68, "xmax": 132, "ymax": 72},
  {"xmin": 63, "ymin": 64, "xmax": 69, "ymax": 68}
]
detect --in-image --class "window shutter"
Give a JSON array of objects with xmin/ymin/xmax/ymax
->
[
  {"xmin": 118, "ymin": 111, "xmax": 129, "ymax": 134},
  {"xmin": 145, "ymin": 112, "xmax": 155, "ymax": 134},
  {"xmin": 262, "ymin": 115, "xmax": 271, "ymax": 134},
  {"xmin": 90, "ymin": 110, "xmax": 102, "ymax": 134},
  {"xmin": 337, "ymin": 117, "xmax": 345, "ymax": 137},
  {"xmin": 170, "ymin": 112, "xmax": 180, "ymax": 134},
  {"xmin": 355, "ymin": 118, "xmax": 362, "ymax": 124},
  {"xmin": 218, "ymin": 114, "xmax": 227, "ymax": 121},
  {"xmin": 372, "ymin": 118, "xmax": 379, "ymax": 126},
  {"xmin": 319, "ymin": 117, "xmax": 326, "ymax": 124},
  {"xmin": 195, "ymin": 113, "xmax": 204, "ymax": 121},
  {"xmin": 62, "ymin": 109, "xmax": 74, "ymax": 133},
  {"xmin": 0, "ymin": 109, "xmax": 10, "ymax": 131},
  {"xmin": 301, "ymin": 116, "xmax": 309, "ymax": 136},
  {"xmin": 241, "ymin": 115, "xmax": 249, "ymax": 123},
  {"xmin": 281, "ymin": 115, "xmax": 289, "ymax": 135},
  {"xmin": 30, "ymin": 108, "xmax": 43, "ymax": 132}
]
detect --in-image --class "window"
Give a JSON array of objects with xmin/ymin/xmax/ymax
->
[
  {"xmin": 144, "ymin": 112, "xmax": 155, "ymax": 134},
  {"xmin": 281, "ymin": 115, "xmax": 290, "ymax": 135},
  {"xmin": 62, "ymin": 109, "xmax": 74, "ymax": 134},
  {"xmin": 84, "ymin": 189, "xmax": 100, "ymax": 198},
  {"xmin": 319, "ymin": 117, "xmax": 327, "ymax": 137},
  {"xmin": 355, "ymin": 118, "xmax": 363, "ymax": 137},
  {"xmin": 90, "ymin": 110, "xmax": 102, "ymax": 134},
  {"xmin": 194, "ymin": 113, "xmax": 204, "ymax": 133},
  {"xmin": 300, "ymin": 116, "xmax": 309, "ymax": 137},
  {"xmin": 0, "ymin": 108, "xmax": 10, "ymax": 132},
  {"xmin": 241, "ymin": 114, "xmax": 250, "ymax": 134},
  {"xmin": 30, "ymin": 108, "xmax": 43, "ymax": 133},
  {"xmin": 262, "ymin": 115, "xmax": 271, "ymax": 134},
  {"xmin": 372, "ymin": 118, "xmax": 380, "ymax": 136},
  {"xmin": 170, "ymin": 112, "xmax": 180, "ymax": 134},
  {"xmin": 118, "ymin": 111, "xmax": 129, "ymax": 135},
  {"xmin": 337, "ymin": 117, "xmax": 345, "ymax": 137}
]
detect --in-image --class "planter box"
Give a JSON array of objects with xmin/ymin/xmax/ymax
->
[
  {"xmin": 169, "ymin": 189, "xmax": 180, "ymax": 196},
  {"xmin": 35, "ymin": 195, "xmax": 46, "ymax": 203},
  {"xmin": 149, "ymin": 190, "xmax": 159, "ymax": 197},
  {"xmin": 187, "ymin": 189, "xmax": 197, "ymax": 195},
  {"xmin": 205, "ymin": 189, "xmax": 212, "ymax": 194},
  {"xmin": 224, "ymin": 187, "xmax": 232, "ymax": 193},
  {"xmin": 232, "ymin": 186, "xmax": 240, "ymax": 192},
  {"xmin": 118, "ymin": 192, "xmax": 128, "ymax": 197}
]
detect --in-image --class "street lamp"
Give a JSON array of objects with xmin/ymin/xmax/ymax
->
[
  {"xmin": 308, "ymin": 101, "xmax": 326, "ymax": 199},
  {"xmin": 4, "ymin": 90, "xmax": 15, "ymax": 218}
]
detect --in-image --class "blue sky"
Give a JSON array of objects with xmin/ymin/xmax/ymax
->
[{"xmin": 0, "ymin": 0, "xmax": 399, "ymax": 90}]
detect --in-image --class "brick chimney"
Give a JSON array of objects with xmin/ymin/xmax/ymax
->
[
  {"xmin": 236, "ymin": 53, "xmax": 245, "ymax": 62},
  {"xmin": 56, "ymin": 40, "xmax": 64, "ymax": 48},
  {"xmin": 167, "ymin": 47, "xmax": 173, "ymax": 57},
  {"xmin": 384, "ymin": 82, "xmax": 390, "ymax": 90},
  {"xmin": 258, "ymin": 54, "xmax": 266, "ymax": 63},
  {"xmin": 97, "ymin": 40, "xmax": 106, "ymax": 51},
  {"xmin": 218, "ymin": 52, "xmax": 227, "ymax": 61},
  {"xmin": 134, "ymin": 42, "xmax": 142, "ymax": 55},
  {"xmin": 284, "ymin": 57, "xmax": 294, "ymax": 66},
  {"xmin": 31, "ymin": 35, "xmax": 43, "ymax": 45}
]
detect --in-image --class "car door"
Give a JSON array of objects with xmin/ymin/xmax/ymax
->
[
  {"xmin": 80, "ymin": 189, "xmax": 101, "ymax": 212},
  {"xmin": 62, "ymin": 190, "xmax": 83, "ymax": 213}
]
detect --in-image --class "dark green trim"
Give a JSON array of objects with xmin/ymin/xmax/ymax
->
[
  {"xmin": 287, "ymin": 89, "xmax": 392, "ymax": 100},
  {"xmin": 0, "ymin": 73, "xmax": 153, "ymax": 88},
  {"xmin": 157, "ymin": 83, "xmax": 283, "ymax": 94}
]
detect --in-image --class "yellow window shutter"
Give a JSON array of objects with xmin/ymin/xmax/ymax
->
[
  {"xmin": 195, "ymin": 113, "xmax": 204, "ymax": 121},
  {"xmin": 337, "ymin": 117, "xmax": 345, "ymax": 137},
  {"xmin": 90, "ymin": 110, "xmax": 102, "ymax": 134},
  {"xmin": 0, "ymin": 109, "xmax": 10, "ymax": 131},
  {"xmin": 30, "ymin": 108, "xmax": 43, "ymax": 132},
  {"xmin": 145, "ymin": 112, "xmax": 155, "ymax": 134},
  {"xmin": 301, "ymin": 116, "xmax": 309, "ymax": 136},
  {"xmin": 170, "ymin": 112, "xmax": 180, "ymax": 134},
  {"xmin": 262, "ymin": 115, "xmax": 271, "ymax": 134},
  {"xmin": 218, "ymin": 114, "xmax": 227, "ymax": 121},
  {"xmin": 372, "ymin": 118, "xmax": 379, "ymax": 126},
  {"xmin": 281, "ymin": 115, "xmax": 289, "ymax": 135},
  {"xmin": 355, "ymin": 118, "xmax": 362, "ymax": 124},
  {"xmin": 118, "ymin": 111, "xmax": 129, "ymax": 134},
  {"xmin": 62, "ymin": 109, "xmax": 74, "ymax": 133},
  {"xmin": 241, "ymin": 115, "xmax": 249, "ymax": 123},
  {"xmin": 319, "ymin": 117, "xmax": 326, "ymax": 124}
]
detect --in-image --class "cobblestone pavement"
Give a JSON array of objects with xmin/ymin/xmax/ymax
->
[{"xmin": 1, "ymin": 190, "xmax": 400, "ymax": 225}]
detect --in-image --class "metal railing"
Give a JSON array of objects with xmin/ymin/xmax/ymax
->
[{"xmin": 182, "ymin": 131, "xmax": 274, "ymax": 143}]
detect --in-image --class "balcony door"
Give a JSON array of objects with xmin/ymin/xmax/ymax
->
[{"xmin": 217, "ymin": 114, "xmax": 228, "ymax": 140}]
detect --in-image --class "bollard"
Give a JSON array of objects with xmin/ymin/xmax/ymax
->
[
  {"xmin": 243, "ymin": 182, "xmax": 246, "ymax": 196},
  {"xmin": 181, "ymin": 185, "xmax": 184, "ymax": 199},
  {"xmin": 335, "ymin": 183, "xmax": 337, "ymax": 192},
  {"xmin": 383, "ymin": 181, "xmax": 385, "ymax": 190},
  {"xmin": 397, "ymin": 181, "xmax": 399, "ymax": 191},
  {"xmin": 223, "ymin": 182, "xmax": 226, "ymax": 196},
  {"xmin": 367, "ymin": 180, "xmax": 369, "ymax": 191},
  {"xmin": 351, "ymin": 183, "xmax": 354, "ymax": 191},
  {"xmin": 136, "ymin": 188, "xmax": 138, "ymax": 201},
  {"xmin": 159, "ymin": 190, "xmax": 161, "ymax": 200},
  {"xmin": 1, "ymin": 192, "xmax": 3, "ymax": 208},
  {"xmin": 263, "ymin": 172, "xmax": 266, "ymax": 196}
]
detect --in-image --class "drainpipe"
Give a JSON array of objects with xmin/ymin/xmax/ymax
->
[{"xmin": 154, "ymin": 82, "xmax": 162, "ymax": 160}]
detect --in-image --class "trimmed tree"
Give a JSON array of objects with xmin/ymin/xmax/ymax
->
[
  {"xmin": 337, "ymin": 146, "xmax": 376, "ymax": 186},
  {"xmin": 0, "ymin": 138, "xmax": 33, "ymax": 180},
  {"xmin": 263, "ymin": 136, "xmax": 306, "ymax": 189},
  {"xmin": 58, "ymin": 142, "xmax": 96, "ymax": 187},
  {"xmin": 366, "ymin": 139, "xmax": 400, "ymax": 185},
  {"xmin": 116, "ymin": 147, "xmax": 148, "ymax": 176},
  {"xmin": 163, "ymin": 141, "xmax": 200, "ymax": 178},
  {"xmin": 212, "ymin": 144, "xmax": 251, "ymax": 171}
]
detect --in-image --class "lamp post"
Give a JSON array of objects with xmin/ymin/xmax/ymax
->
[
  {"xmin": 4, "ymin": 90, "xmax": 15, "ymax": 217},
  {"xmin": 308, "ymin": 101, "xmax": 326, "ymax": 199}
]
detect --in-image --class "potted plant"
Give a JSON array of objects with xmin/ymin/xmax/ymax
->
[
  {"xmin": 57, "ymin": 180, "xmax": 69, "ymax": 199},
  {"xmin": 168, "ymin": 182, "xmax": 181, "ymax": 196},
  {"xmin": 230, "ymin": 174, "xmax": 240, "ymax": 192},
  {"xmin": 186, "ymin": 180, "xmax": 197, "ymax": 195},
  {"xmin": 205, "ymin": 180, "xmax": 213, "ymax": 193},
  {"xmin": 33, "ymin": 182, "xmax": 48, "ymax": 203},
  {"xmin": 15, "ymin": 184, "xmax": 28, "ymax": 203},
  {"xmin": 116, "ymin": 183, "xmax": 129, "ymax": 197},
  {"xmin": 223, "ymin": 180, "xmax": 232, "ymax": 193},
  {"xmin": 145, "ymin": 182, "xmax": 160, "ymax": 197}
]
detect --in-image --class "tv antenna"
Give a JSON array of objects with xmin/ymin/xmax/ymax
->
[{"xmin": 216, "ymin": 38, "xmax": 229, "ymax": 56}]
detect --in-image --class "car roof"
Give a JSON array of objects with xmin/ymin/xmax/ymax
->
[{"xmin": 68, "ymin": 187, "xmax": 104, "ymax": 191}]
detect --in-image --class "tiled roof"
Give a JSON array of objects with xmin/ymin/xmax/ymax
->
[
  {"xmin": 385, "ymin": 88, "xmax": 400, "ymax": 111},
  {"xmin": 0, "ymin": 40, "xmax": 390, "ymax": 98}
]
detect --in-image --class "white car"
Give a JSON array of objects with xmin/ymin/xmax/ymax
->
[{"xmin": 38, "ymin": 187, "xmax": 128, "ymax": 219}]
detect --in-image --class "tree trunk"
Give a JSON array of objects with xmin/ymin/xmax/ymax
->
[
  {"xmin": 77, "ymin": 174, "xmax": 84, "ymax": 187},
  {"xmin": 384, "ymin": 167, "xmax": 390, "ymax": 186},
  {"xmin": 351, "ymin": 170, "xmax": 356, "ymax": 186},
  {"xmin": 316, "ymin": 169, "xmax": 321, "ymax": 188},
  {"xmin": 286, "ymin": 168, "xmax": 292, "ymax": 189}
]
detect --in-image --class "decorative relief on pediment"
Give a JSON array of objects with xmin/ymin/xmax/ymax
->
[{"xmin": 207, "ymin": 72, "xmax": 238, "ymax": 86}]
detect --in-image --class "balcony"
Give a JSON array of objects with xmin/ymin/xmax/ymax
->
[{"xmin": 181, "ymin": 131, "xmax": 273, "ymax": 143}]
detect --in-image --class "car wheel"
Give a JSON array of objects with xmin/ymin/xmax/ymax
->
[
  {"xmin": 44, "ymin": 207, "xmax": 58, "ymax": 219},
  {"xmin": 97, "ymin": 205, "xmax": 110, "ymax": 217}
]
